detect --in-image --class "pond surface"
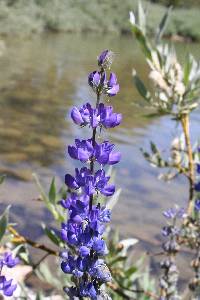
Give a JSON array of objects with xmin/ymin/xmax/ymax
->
[{"xmin": 0, "ymin": 33, "xmax": 200, "ymax": 274}]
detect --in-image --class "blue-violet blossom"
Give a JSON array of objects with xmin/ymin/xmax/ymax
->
[{"xmin": 60, "ymin": 50, "xmax": 121, "ymax": 299}]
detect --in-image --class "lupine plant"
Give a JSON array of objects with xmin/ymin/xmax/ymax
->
[
  {"xmin": 60, "ymin": 50, "xmax": 121, "ymax": 299},
  {"xmin": 130, "ymin": 1, "xmax": 200, "ymax": 298}
]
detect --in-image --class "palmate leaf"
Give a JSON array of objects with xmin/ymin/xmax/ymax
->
[{"xmin": 0, "ymin": 205, "xmax": 10, "ymax": 242}]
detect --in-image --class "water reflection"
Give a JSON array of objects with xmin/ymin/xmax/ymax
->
[{"xmin": 0, "ymin": 34, "xmax": 199, "ymax": 258}]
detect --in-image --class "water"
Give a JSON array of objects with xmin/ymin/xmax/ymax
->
[{"xmin": 0, "ymin": 33, "xmax": 199, "ymax": 277}]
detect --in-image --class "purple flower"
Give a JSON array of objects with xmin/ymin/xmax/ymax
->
[
  {"xmin": 195, "ymin": 182, "xmax": 200, "ymax": 192},
  {"xmin": 163, "ymin": 207, "xmax": 185, "ymax": 219},
  {"xmin": 68, "ymin": 139, "xmax": 94, "ymax": 162},
  {"xmin": 68, "ymin": 139, "xmax": 121, "ymax": 166},
  {"xmin": 99, "ymin": 103, "xmax": 122, "ymax": 128},
  {"xmin": 197, "ymin": 163, "xmax": 200, "ymax": 174},
  {"xmin": 71, "ymin": 103, "xmax": 91, "ymax": 126},
  {"xmin": 94, "ymin": 141, "xmax": 121, "ymax": 165},
  {"xmin": 89, "ymin": 260, "xmax": 112, "ymax": 283},
  {"xmin": 61, "ymin": 255, "xmax": 75, "ymax": 274},
  {"xmin": 88, "ymin": 71, "xmax": 106, "ymax": 92},
  {"xmin": 93, "ymin": 238, "xmax": 108, "ymax": 256},
  {"xmin": 80, "ymin": 282, "xmax": 97, "ymax": 299},
  {"xmin": 106, "ymin": 73, "xmax": 120, "ymax": 97},
  {"xmin": 195, "ymin": 199, "xmax": 200, "ymax": 212},
  {"xmin": 65, "ymin": 168, "xmax": 115, "ymax": 197},
  {"xmin": 0, "ymin": 253, "xmax": 19, "ymax": 269},
  {"xmin": 71, "ymin": 102, "xmax": 122, "ymax": 129},
  {"xmin": 98, "ymin": 50, "xmax": 114, "ymax": 69},
  {"xmin": 0, "ymin": 276, "xmax": 17, "ymax": 297},
  {"xmin": 79, "ymin": 246, "xmax": 90, "ymax": 257},
  {"xmin": 94, "ymin": 169, "xmax": 115, "ymax": 196},
  {"xmin": 98, "ymin": 50, "xmax": 109, "ymax": 66}
]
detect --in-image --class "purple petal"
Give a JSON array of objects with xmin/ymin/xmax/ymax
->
[
  {"xmin": 68, "ymin": 145, "xmax": 77, "ymax": 159},
  {"xmin": 195, "ymin": 182, "xmax": 200, "ymax": 192},
  {"xmin": 77, "ymin": 148, "xmax": 91, "ymax": 162},
  {"xmin": 116, "ymin": 113, "xmax": 122, "ymax": 125},
  {"xmin": 108, "ymin": 152, "xmax": 121, "ymax": 165},
  {"xmin": 195, "ymin": 199, "xmax": 200, "ymax": 212},
  {"xmin": 71, "ymin": 107, "xmax": 83, "ymax": 125},
  {"xmin": 65, "ymin": 174, "xmax": 79, "ymax": 189},
  {"xmin": 61, "ymin": 261, "xmax": 71, "ymax": 273},
  {"xmin": 107, "ymin": 84, "xmax": 120, "ymax": 97},
  {"xmin": 101, "ymin": 184, "xmax": 115, "ymax": 196},
  {"xmin": 93, "ymin": 71, "xmax": 101, "ymax": 86},
  {"xmin": 98, "ymin": 50, "xmax": 109, "ymax": 66},
  {"xmin": 60, "ymin": 229, "xmax": 68, "ymax": 241},
  {"xmin": 4, "ymin": 284, "xmax": 17, "ymax": 296},
  {"xmin": 79, "ymin": 246, "xmax": 90, "ymax": 257},
  {"xmin": 97, "ymin": 153, "xmax": 109, "ymax": 165},
  {"xmin": 108, "ymin": 72, "xmax": 117, "ymax": 86}
]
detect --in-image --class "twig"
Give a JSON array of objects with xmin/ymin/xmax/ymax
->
[
  {"xmin": 25, "ymin": 252, "xmax": 50, "ymax": 281},
  {"xmin": 181, "ymin": 114, "xmax": 195, "ymax": 216},
  {"xmin": 107, "ymin": 282, "xmax": 131, "ymax": 299},
  {"xmin": 8, "ymin": 226, "xmax": 58, "ymax": 256}
]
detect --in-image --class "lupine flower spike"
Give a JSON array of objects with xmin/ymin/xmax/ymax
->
[
  {"xmin": 60, "ymin": 50, "xmax": 121, "ymax": 299},
  {"xmin": 159, "ymin": 207, "xmax": 185, "ymax": 300}
]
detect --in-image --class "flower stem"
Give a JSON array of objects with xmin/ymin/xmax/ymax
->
[
  {"xmin": 89, "ymin": 91, "xmax": 101, "ymax": 211},
  {"xmin": 181, "ymin": 113, "xmax": 195, "ymax": 216}
]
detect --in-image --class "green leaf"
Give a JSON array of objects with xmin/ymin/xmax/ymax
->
[
  {"xmin": 42, "ymin": 224, "xmax": 61, "ymax": 246},
  {"xmin": 138, "ymin": 1, "xmax": 146, "ymax": 35},
  {"xmin": 48, "ymin": 177, "xmax": 56, "ymax": 204},
  {"xmin": 125, "ymin": 266, "xmax": 138, "ymax": 277},
  {"xmin": 0, "ymin": 174, "xmax": 6, "ymax": 184},
  {"xmin": 33, "ymin": 173, "xmax": 64, "ymax": 222},
  {"xmin": 109, "ymin": 256, "xmax": 126, "ymax": 266},
  {"xmin": 184, "ymin": 54, "xmax": 193, "ymax": 86},
  {"xmin": 132, "ymin": 70, "xmax": 152, "ymax": 102},
  {"xmin": 156, "ymin": 6, "xmax": 172, "ymax": 44},
  {"xmin": 0, "ymin": 206, "xmax": 10, "ymax": 242},
  {"xmin": 19, "ymin": 252, "xmax": 30, "ymax": 264},
  {"xmin": 150, "ymin": 142, "xmax": 158, "ymax": 154},
  {"xmin": 130, "ymin": 24, "xmax": 152, "ymax": 60}
]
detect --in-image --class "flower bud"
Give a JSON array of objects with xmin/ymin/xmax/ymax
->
[{"xmin": 98, "ymin": 50, "xmax": 114, "ymax": 69}]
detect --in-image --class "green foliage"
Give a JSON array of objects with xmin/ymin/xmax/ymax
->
[
  {"xmin": 0, "ymin": 0, "xmax": 199, "ymax": 40},
  {"xmin": 33, "ymin": 173, "xmax": 66, "ymax": 222}
]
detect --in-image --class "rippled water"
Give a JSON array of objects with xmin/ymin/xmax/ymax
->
[{"xmin": 0, "ymin": 34, "xmax": 199, "ymax": 272}]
